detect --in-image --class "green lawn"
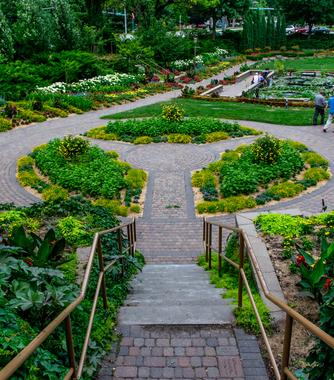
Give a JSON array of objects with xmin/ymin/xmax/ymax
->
[
  {"xmin": 103, "ymin": 98, "xmax": 314, "ymax": 126},
  {"xmin": 254, "ymin": 56, "xmax": 334, "ymax": 72}
]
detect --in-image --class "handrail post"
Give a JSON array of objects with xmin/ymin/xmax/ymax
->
[
  {"xmin": 127, "ymin": 224, "xmax": 132, "ymax": 256},
  {"xmin": 238, "ymin": 232, "xmax": 245, "ymax": 308},
  {"xmin": 204, "ymin": 219, "xmax": 209, "ymax": 262},
  {"xmin": 218, "ymin": 226, "xmax": 222, "ymax": 277},
  {"xmin": 208, "ymin": 223, "xmax": 212, "ymax": 269},
  {"xmin": 281, "ymin": 314, "xmax": 293, "ymax": 380},
  {"xmin": 118, "ymin": 229, "xmax": 124, "ymax": 277},
  {"xmin": 97, "ymin": 237, "xmax": 108, "ymax": 310},
  {"xmin": 65, "ymin": 316, "xmax": 77, "ymax": 379}
]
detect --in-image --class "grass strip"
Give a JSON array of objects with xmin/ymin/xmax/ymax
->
[{"xmin": 103, "ymin": 98, "xmax": 314, "ymax": 126}]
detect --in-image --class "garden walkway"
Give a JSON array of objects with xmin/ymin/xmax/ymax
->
[{"xmin": 1, "ymin": 67, "xmax": 333, "ymax": 379}]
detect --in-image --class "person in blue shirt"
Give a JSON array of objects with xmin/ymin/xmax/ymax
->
[{"xmin": 323, "ymin": 95, "xmax": 334, "ymax": 132}]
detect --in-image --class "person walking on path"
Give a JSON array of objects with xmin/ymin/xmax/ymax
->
[
  {"xmin": 313, "ymin": 91, "xmax": 327, "ymax": 126},
  {"xmin": 323, "ymin": 94, "xmax": 334, "ymax": 132}
]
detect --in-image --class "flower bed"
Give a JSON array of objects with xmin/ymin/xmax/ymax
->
[
  {"xmin": 255, "ymin": 212, "xmax": 334, "ymax": 379},
  {"xmin": 193, "ymin": 136, "xmax": 330, "ymax": 214},
  {"xmin": 0, "ymin": 82, "xmax": 182, "ymax": 132},
  {"xmin": 0, "ymin": 198, "xmax": 144, "ymax": 379},
  {"xmin": 87, "ymin": 117, "xmax": 260, "ymax": 144},
  {"xmin": 17, "ymin": 136, "xmax": 147, "ymax": 217}
]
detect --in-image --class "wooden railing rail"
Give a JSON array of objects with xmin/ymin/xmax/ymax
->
[
  {"xmin": 203, "ymin": 218, "xmax": 334, "ymax": 380},
  {"xmin": 0, "ymin": 219, "xmax": 137, "ymax": 380}
]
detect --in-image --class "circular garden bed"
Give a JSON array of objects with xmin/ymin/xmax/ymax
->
[
  {"xmin": 193, "ymin": 135, "xmax": 330, "ymax": 214},
  {"xmin": 86, "ymin": 104, "xmax": 261, "ymax": 144},
  {"xmin": 17, "ymin": 136, "xmax": 147, "ymax": 217}
]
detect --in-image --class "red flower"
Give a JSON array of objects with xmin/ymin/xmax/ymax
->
[
  {"xmin": 324, "ymin": 278, "xmax": 332, "ymax": 291},
  {"xmin": 24, "ymin": 258, "xmax": 33, "ymax": 266},
  {"xmin": 296, "ymin": 255, "xmax": 306, "ymax": 267}
]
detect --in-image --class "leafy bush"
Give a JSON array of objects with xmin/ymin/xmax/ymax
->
[
  {"xmin": 92, "ymin": 198, "xmax": 128, "ymax": 217},
  {"xmin": 161, "ymin": 104, "xmax": 185, "ymax": 122},
  {"xmin": 304, "ymin": 167, "xmax": 330, "ymax": 182},
  {"xmin": 251, "ymin": 134, "xmax": 281, "ymax": 164},
  {"xmin": 267, "ymin": 181, "xmax": 304, "ymax": 199},
  {"xmin": 196, "ymin": 196, "xmax": 256, "ymax": 214},
  {"xmin": 106, "ymin": 150, "xmax": 119, "ymax": 159},
  {"xmin": 56, "ymin": 216, "xmax": 89, "ymax": 246},
  {"xmin": 255, "ymin": 214, "xmax": 310, "ymax": 238},
  {"xmin": 0, "ymin": 211, "xmax": 39, "ymax": 234},
  {"xmin": 126, "ymin": 169, "xmax": 147, "ymax": 189},
  {"xmin": 0, "ymin": 117, "xmax": 12, "ymax": 132},
  {"xmin": 34, "ymin": 139, "xmax": 127, "ymax": 199},
  {"xmin": 130, "ymin": 204, "xmax": 141, "ymax": 213},
  {"xmin": 42, "ymin": 185, "xmax": 69, "ymax": 203},
  {"xmin": 133, "ymin": 136, "xmax": 153, "ymax": 144},
  {"xmin": 192, "ymin": 170, "xmax": 215, "ymax": 188},
  {"xmin": 58, "ymin": 135, "xmax": 89, "ymax": 160},
  {"xmin": 219, "ymin": 142, "xmax": 304, "ymax": 197},
  {"xmin": 205, "ymin": 131, "xmax": 229, "ymax": 142},
  {"xmin": 167, "ymin": 133, "xmax": 192, "ymax": 143},
  {"xmin": 286, "ymin": 140, "xmax": 309, "ymax": 153},
  {"xmin": 85, "ymin": 126, "xmax": 117, "ymax": 140},
  {"xmin": 17, "ymin": 170, "xmax": 40, "ymax": 187},
  {"xmin": 17, "ymin": 108, "xmax": 47, "ymax": 123},
  {"xmin": 302, "ymin": 152, "xmax": 329, "ymax": 169}
]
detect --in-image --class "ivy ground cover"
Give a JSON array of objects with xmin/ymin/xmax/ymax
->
[
  {"xmin": 255, "ymin": 212, "xmax": 334, "ymax": 380},
  {"xmin": 193, "ymin": 135, "xmax": 330, "ymax": 214},
  {"xmin": 17, "ymin": 136, "xmax": 146, "ymax": 217}
]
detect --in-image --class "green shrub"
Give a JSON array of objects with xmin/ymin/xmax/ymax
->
[
  {"xmin": 205, "ymin": 131, "xmax": 229, "ymax": 142},
  {"xmin": 130, "ymin": 204, "xmax": 141, "ymax": 213},
  {"xmin": 42, "ymin": 185, "xmax": 69, "ymax": 202},
  {"xmin": 35, "ymin": 140, "xmax": 127, "ymax": 199},
  {"xmin": 161, "ymin": 104, "xmax": 185, "ymax": 122},
  {"xmin": 17, "ymin": 156, "xmax": 34, "ymax": 171},
  {"xmin": 251, "ymin": 134, "xmax": 281, "ymax": 164},
  {"xmin": 221, "ymin": 196, "xmax": 256, "ymax": 213},
  {"xmin": 133, "ymin": 136, "xmax": 153, "ymax": 144},
  {"xmin": 192, "ymin": 170, "xmax": 216, "ymax": 188},
  {"xmin": 267, "ymin": 181, "xmax": 304, "ymax": 199},
  {"xmin": 255, "ymin": 214, "xmax": 309, "ymax": 238},
  {"xmin": 126, "ymin": 169, "xmax": 147, "ymax": 189},
  {"xmin": 58, "ymin": 136, "xmax": 90, "ymax": 160},
  {"xmin": 43, "ymin": 105, "xmax": 68, "ymax": 118},
  {"xmin": 85, "ymin": 126, "xmax": 117, "ymax": 140},
  {"xmin": 17, "ymin": 170, "xmax": 40, "ymax": 187},
  {"xmin": 302, "ymin": 152, "xmax": 329, "ymax": 168},
  {"xmin": 304, "ymin": 167, "xmax": 330, "ymax": 182},
  {"xmin": 106, "ymin": 150, "xmax": 119, "ymax": 159},
  {"xmin": 0, "ymin": 117, "xmax": 12, "ymax": 132},
  {"xmin": 221, "ymin": 151, "xmax": 240, "ymax": 161},
  {"xmin": 56, "ymin": 216, "xmax": 89, "ymax": 246},
  {"xmin": 17, "ymin": 109, "xmax": 47, "ymax": 123},
  {"xmin": 0, "ymin": 210, "xmax": 39, "ymax": 234},
  {"xmin": 167, "ymin": 133, "xmax": 192, "ymax": 143},
  {"xmin": 118, "ymin": 205, "xmax": 129, "ymax": 217}
]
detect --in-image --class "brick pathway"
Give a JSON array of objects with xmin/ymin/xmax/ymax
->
[{"xmin": 98, "ymin": 326, "xmax": 267, "ymax": 380}]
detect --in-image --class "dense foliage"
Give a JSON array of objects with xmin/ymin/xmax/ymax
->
[
  {"xmin": 194, "ymin": 138, "xmax": 330, "ymax": 214},
  {"xmin": 0, "ymin": 196, "xmax": 145, "ymax": 379},
  {"xmin": 102, "ymin": 117, "xmax": 259, "ymax": 143}
]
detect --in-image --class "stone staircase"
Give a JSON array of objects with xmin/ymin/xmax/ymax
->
[{"xmin": 119, "ymin": 264, "xmax": 234, "ymax": 325}]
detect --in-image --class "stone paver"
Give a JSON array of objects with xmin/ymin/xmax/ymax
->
[{"xmin": 98, "ymin": 325, "xmax": 267, "ymax": 380}]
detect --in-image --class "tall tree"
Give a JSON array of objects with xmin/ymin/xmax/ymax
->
[
  {"xmin": 279, "ymin": 0, "xmax": 334, "ymax": 33},
  {"xmin": 0, "ymin": 8, "xmax": 14, "ymax": 59}
]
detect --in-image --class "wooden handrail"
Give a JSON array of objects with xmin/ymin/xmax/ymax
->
[
  {"xmin": 203, "ymin": 218, "xmax": 334, "ymax": 380},
  {"xmin": 0, "ymin": 219, "xmax": 137, "ymax": 380}
]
